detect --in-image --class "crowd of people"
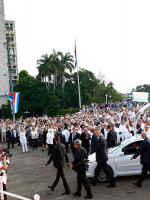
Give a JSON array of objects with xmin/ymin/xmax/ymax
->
[
  {"xmin": 0, "ymin": 101, "xmax": 149, "ymax": 154},
  {"xmin": 0, "ymin": 101, "xmax": 150, "ymax": 199}
]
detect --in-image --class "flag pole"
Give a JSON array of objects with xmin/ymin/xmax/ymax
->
[{"xmin": 75, "ymin": 40, "xmax": 81, "ymax": 109}]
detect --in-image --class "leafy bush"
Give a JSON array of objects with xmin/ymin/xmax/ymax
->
[{"xmin": 57, "ymin": 108, "xmax": 80, "ymax": 116}]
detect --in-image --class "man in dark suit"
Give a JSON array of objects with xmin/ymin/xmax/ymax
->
[
  {"xmin": 70, "ymin": 139, "xmax": 93, "ymax": 199},
  {"xmin": 131, "ymin": 131, "xmax": 150, "ymax": 187},
  {"xmin": 10, "ymin": 128, "xmax": 16, "ymax": 148},
  {"xmin": 46, "ymin": 135, "xmax": 71, "ymax": 195},
  {"xmin": 69, "ymin": 127, "xmax": 80, "ymax": 154},
  {"xmin": 106, "ymin": 124, "xmax": 117, "ymax": 148},
  {"xmin": 79, "ymin": 128, "xmax": 91, "ymax": 153},
  {"xmin": 6, "ymin": 127, "xmax": 12, "ymax": 149},
  {"xmin": 91, "ymin": 132, "xmax": 97, "ymax": 151},
  {"xmin": 57, "ymin": 128, "xmax": 65, "ymax": 144},
  {"xmin": 90, "ymin": 128, "xmax": 115, "ymax": 187}
]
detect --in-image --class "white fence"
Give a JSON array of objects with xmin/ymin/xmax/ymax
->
[{"xmin": 0, "ymin": 177, "xmax": 40, "ymax": 200}]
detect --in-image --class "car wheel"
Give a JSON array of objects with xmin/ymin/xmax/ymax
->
[{"xmin": 97, "ymin": 167, "xmax": 113, "ymax": 183}]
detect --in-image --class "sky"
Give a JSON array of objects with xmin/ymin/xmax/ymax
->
[{"xmin": 3, "ymin": 0, "xmax": 150, "ymax": 93}]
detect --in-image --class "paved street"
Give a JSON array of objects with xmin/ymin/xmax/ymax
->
[{"xmin": 2, "ymin": 144, "xmax": 150, "ymax": 200}]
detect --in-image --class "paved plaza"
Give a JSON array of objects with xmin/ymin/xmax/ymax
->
[{"xmin": 3, "ymin": 144, "xmax": 150, "ymax": 200}]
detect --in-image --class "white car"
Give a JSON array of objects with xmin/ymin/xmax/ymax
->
[{"xmin": 86, "ymin": 136, "xmax": 143, "ymax": 182}]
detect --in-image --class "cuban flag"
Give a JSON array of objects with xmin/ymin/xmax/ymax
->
[
  {"xmin": 75, "ymin": 42, "xmax": 77, "ymax": 67},
  {"xmin": 5, "ymin": 92, "xmax": 20, "ymax": 113}
]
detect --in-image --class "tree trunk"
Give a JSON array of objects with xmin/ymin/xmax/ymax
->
[
  {"xmin": 47, "ymin": 75, "xmax": 50, "ymax": 87},
  {"xmin": 62, "ymin": 73, "xmax": 64, "ymax": 89},
  {"xmin": 54, "ymin": 72, "xmax": 56, "ymax": 91},
  {"xmin": 56, "ymin": 71, "xmax": 57, "ymax": 86}
]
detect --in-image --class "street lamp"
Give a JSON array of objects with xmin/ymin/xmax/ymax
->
[
  {"xmin": 5, "ymin": 41, "xmax": 15, "ymax": 120},
  {"xmin": 105, "ymin": 94, "xmax": 108, "ymax": 104}
]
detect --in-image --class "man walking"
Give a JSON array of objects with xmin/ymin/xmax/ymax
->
[
  {"xmin": 106, "ymin": 124, "xmax": 117, "ymax": 148},
  {"xmin": 131, "ymin": 131, "xmax": 150, "ymax": 187},
  {"xmin": 89, "ymin": 128, "xmax": 115, "ymax": 187},
  {"xmin": 70, "ymin": 139, "xmax": 93, "ymax": 199},
  {"xmin": 46, "ymin": 135, "xmax": 71, "ymax": 195}
]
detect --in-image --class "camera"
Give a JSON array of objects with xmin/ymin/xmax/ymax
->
[{"xmin": 2, "ymin": 149, "xmax": 12, "ymax": 158}]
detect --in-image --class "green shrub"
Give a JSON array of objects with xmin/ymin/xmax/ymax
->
[{"xmin": 57, "ymin": 108, "xmax": 80, "ymax": 116}]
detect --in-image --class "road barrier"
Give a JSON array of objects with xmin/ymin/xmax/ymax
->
[{"xmin": 0, "ymin": 177, "xmax": 40, "ymax": 200}]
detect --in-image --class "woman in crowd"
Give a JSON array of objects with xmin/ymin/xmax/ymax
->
[
  {"xmin": 42, "ymin": 126, "xmax": 48, "ymax": 152},
  {"xmin": 46, "ymin": 129, "xmax": 54, "ymax": 156},
  {"xmin": 31, "ymin": 127, "xmax": 38, "ymax": 150}
]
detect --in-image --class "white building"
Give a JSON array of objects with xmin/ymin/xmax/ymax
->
[
  {"xmin": 0, "ymin": 0, "xmax": 10, "ymax": 107},
  {"xmin": 5, "ymin": 20, "xmax": 19, "ymax": 85}
]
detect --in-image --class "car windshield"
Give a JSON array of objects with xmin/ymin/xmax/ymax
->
[{"xmin": 108, "ymin": 140, "xmax": 129, "ymax": 154}]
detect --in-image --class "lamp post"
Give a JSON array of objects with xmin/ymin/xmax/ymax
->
[
  {"xmin": 6, "ymin": 41, "xmax": 15, "ymax": 121},
  {"xmin": 105, "ymin": 94, "xmax": 108, "ymax": 104}
]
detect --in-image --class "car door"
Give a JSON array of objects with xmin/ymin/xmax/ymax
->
[{"xmin": 114, "ymin": 140, "xmax": 142, "ymax": 174}]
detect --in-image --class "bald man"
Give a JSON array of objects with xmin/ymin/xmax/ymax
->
[{"xmin": 131, "ymin": 131, "xmax": 150, "ymax": 187}]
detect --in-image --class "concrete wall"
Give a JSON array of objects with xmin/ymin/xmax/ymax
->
[{"xmin": 0, "ymin": 0, "xmax": 10, "ymax": 107}]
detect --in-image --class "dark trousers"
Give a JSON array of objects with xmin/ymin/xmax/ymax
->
[
  {"xmin": 137, "ymin": 164, "xmax": 150, "ymax": 186},
  {"xmin": 28, "ymin": 137, "xmax": 32, "ymax": 147},
  {"xmin": 52, "ymin": 168, "xmax": 70, "ymax": 193},
  {"xmin": 11, "ymin": 138, "xmax": 15, "ymax": 148},
  {"xmin": 3, "ymin": 183, "xmax": 7, "ymax": 200},
  {"xmin": 48, "ymin": 144, "xmax": 53, "ymax": 155},
  {"xmin": 32, "ymin": 139, "xmax": 37, "ymax": 150},
  {"xmin": 94, "ymin": 162, "xmax": 115, "ymax": 185},
  {"xmin": 77, "ymin": 169, "xmax": 92, "ymax": 196},
  {"xmin": 65, "ymin": 142, "xmax": 69, "ymax": 152},
  {"xmin": 7, "ymin": 139, "xmax": 14, "ymax": 149}
]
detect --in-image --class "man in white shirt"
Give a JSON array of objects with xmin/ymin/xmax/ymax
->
[
  {"xmin": 145, "ymin": 125, "xmax": 150, "ymax": 139},
  {"xmin": 119, "ymin": 119, "xmax": 126, "ymax": 141},
  {"xmin": 1, "ymin": 123, "xmax": 6, "ymax": 143},
  {"xmin": 122, "ymin": 123, "xmax": 132, "ymax": 141},
  {"xmin": 62, "ymin": 127, "xmax": 70, "ymax": 152}
]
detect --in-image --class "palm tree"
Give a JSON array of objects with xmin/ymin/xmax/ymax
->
[
  {"xmin": 50, "ymin": 50, "xmax": 62, "ymax": 90},
  {"xmin": 37, "ymin": 54, "xmax": 52, "ymax": 88},
  {"xmin": 58, "ymin": 52, "xmax": 75, "ymax": 89}
]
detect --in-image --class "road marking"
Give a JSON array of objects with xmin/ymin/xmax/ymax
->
[{"xmin": 55, "ymin": 197, "xmax": 65, "ymax": 200}]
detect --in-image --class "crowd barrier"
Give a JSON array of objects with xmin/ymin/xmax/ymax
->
[{"xmin": 0, "ymin": 177, "xmax": 40, "ymax": 200}]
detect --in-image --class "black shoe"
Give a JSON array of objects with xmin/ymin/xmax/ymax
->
[
  {"xmin": 84, "ymin": 195, "xmax": 93, "ymax": 199},
  {"xmin": 133, "ymin": 182, "xmax": 141, "ymax": 188},
  {"xmin": 42, "ymin": 149, "xmax": 43, "ymax": 152},
  {"xmin": 72, "ymin": 192, "xmax": 81, "ymax": 197},
  {"xmin": 48, "ymin": 185, "xmax": 54, "ymax": 191},
  {"xmin": 61, "ymin": 191, "xmax": 71, "ymax": 195},
  {"xmin": 107, "ymin": 184, "xmax": 116, "ymax": 188}
]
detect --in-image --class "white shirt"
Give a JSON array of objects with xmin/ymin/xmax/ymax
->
[
  {"xmin": 1, "ymin": 125, "xmax": 6, "ymax": 132},
  {"xmin": 114, "ymin": 127, "xmax": 121, "ymax": 143},
  {"xmin": 46, "ymin": 132, "xmax": 54, "ymax": 144},
  {"xmin": 62, "ymin": 130, "xmax": 70, "ymax": 142},
  {"xmin": 20, "ymin": 131, "xmax": 27, "ymax": 141},
  {"xmin": 31, "ymin": 130, "xmax": 38, "ymax": 139},
  {"xmin": 122, "ymin": 128, "xmax": 132, "ymax": 140},
  {"xmin": 0, "ymin": 162, "xmax": 7, "ymax": 184}
]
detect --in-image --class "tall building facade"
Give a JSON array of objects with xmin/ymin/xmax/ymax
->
[
  {"xmin": 0, "ymin": 0, "xmax": 10, "ymax": 107},
  {"xmin": 5, "ymin": 20, "xmax": 19, "ymax": 85}
]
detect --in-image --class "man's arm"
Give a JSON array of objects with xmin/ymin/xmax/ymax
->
[
  {"xmin": 46, "ymin": 146, "xmax": 57, "ymax": 166},
  {"xmin": 131, "ymin": 141, "xmax": 148, "ymax": 160},
  {"xmin": 90, "ymin": 138, "xmax": 104, "ymax": 154},
  {"xmin": 0, "ymin": 156, "xmax": 7, "ymax": 170}
]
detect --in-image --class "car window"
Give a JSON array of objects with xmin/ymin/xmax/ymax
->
[
  {"xmin": 122, "ymin": 141, "xmax": 143, "ymax": 155},
  {"xmin": 109, "ymin": 141, "xmax": 129, "ymax": 154}
]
